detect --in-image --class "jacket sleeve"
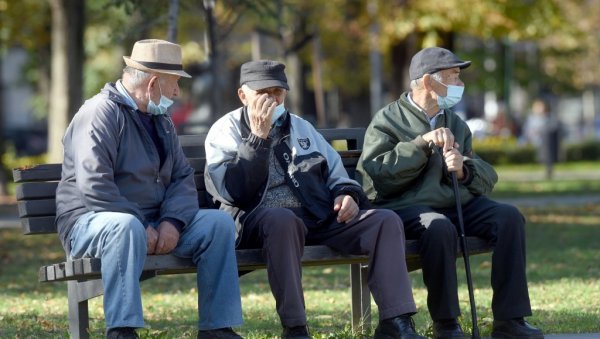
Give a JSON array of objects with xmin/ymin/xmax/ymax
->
[
  {"xmin": 71, "ymin": 101, "xmax": 146, "ymax": 223},
  {"xmin": 313, "ymin": 130, "xmax": 371, "ymax": 208},
  {"xmin": 458, "ymin": 126, "xmax": 498, "ymax": 196},
  {"xmin": 159, "ymin": 121, "xmax": 199, "ymax": 229},
  {"xmin": 360, "ymin": 120, "xmax": 433, "ymax": 198},
  {"xmin": 204, "ymin": 118, "xmax": 271, "ymax": 208}
]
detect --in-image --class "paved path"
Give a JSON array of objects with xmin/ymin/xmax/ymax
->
[
  {"xmin": 496, "ymin": 194, "xmax": 600, "ymax": 208},
  {"xmin": 542, "ymin": 335, "xmax": 600, "ymax": 339},
  {"xmin": 481, "ymin": 335, "xmax": 600, "ymax": 339}
]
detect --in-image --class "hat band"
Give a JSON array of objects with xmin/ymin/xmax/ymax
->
[{"xmin": 135, "ymin": 60, "xmax": 183, "ymax": 71}]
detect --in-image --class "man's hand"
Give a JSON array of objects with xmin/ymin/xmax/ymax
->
[
  {"xmin": 248, "ymin": 93, "xmax": 277, "ymax": 139},
  {"xmin": 146, "ymin": 226, "xmax": 159, "ymax": 254},
  {"xmin": 422, "ymin": 128, "xmax": 457, "ymax": 152},
  {"xmin": 154, "ymin": 221, "xmax": 180, "ymax": 255},
  {"xmin": 443, "ymin": 148, "xmax": 465, "ymax": 179},
  {"xmin": 333, "ymin": 195, "xmax": 359, "ymax": 223}
]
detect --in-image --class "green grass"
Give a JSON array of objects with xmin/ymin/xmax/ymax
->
[
  {"xmin": 2, "ymin": 162, "xmax": 600, "ymax": 338},
  {"xmin": 2, "ymin": 203, "xmax": 600, "ymax": 338},
  {"xmin": 491, "ymin": 161, "xmax": 600, "ymax": 198}
]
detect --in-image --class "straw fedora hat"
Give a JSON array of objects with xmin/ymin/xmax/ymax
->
[{"xmin": 123, "ymin": 39, "xmax": 191, "ymax": 78}]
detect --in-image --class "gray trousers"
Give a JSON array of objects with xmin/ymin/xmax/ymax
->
[
  {"xmin": 395, "ymin": 196, "xmax": 532, "ymax": 321},
  {"xmin": 239, "ymin": 207, "xmax": 417, "ymax": 327}
]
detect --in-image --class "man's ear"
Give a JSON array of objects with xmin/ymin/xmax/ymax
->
[
  {"xmin": 147, "ymin": 75, "xmax": 160, "ymax": 90},
  {"xmin": 422, "ymin": 74, "xmax": 433, "ymax": 91},
  {"xmin": 237, "ymin": 87, "xmax": 247, "ymax": 105}
]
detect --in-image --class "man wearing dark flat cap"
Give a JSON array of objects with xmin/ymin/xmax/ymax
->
[
  {"xmin": 56, "ymin": 39, "xmax": 243, "ymax": 339},
  {"xmin": 357, "ymin": 47, "xmax": 544, "ymax": 339},
  {"xmin": 204, "ymin": 60, "xmax": 426, "ymax": 339}
]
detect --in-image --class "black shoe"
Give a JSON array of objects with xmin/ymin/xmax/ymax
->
[
  {"xmin": 491, "ymin": 318, "xmax": 544, "ymax": 339},
  {"xmin": 282, "ymin": 325, "xmax": 311, "ymax": 339},
  {"xmin": 197, "ymin": 327, "xmax": 243, "ymax": 339},
  {"xmin": 433, "ymin": 319, "xmax": 469, "ymax": 339},
  {"xmin": 106, "ymin": 327, "xmax": 139, "ymax": 339},
  {"xmin": 374, "ymin": 315, "xmax": 427, "ymax": 339}
]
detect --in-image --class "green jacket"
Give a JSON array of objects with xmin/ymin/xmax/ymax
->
[{"xmin": 356, "ymin": 92, "xmax": 498, "ymax": 210}]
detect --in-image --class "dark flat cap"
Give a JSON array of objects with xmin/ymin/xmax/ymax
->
[
  {"xmin": 409, "ymin": 47, "xmax": 471, "ymax": 80},
  {"xmin": 240, "ymin": 60, "xmax": 289, "ymax": 90}
]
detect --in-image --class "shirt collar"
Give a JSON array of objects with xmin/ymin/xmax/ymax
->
[
  {"xmin": 407, "ymin": 92, "xmax": 444, "ymax": 129},
  {"xmin": 115, "ymin": 80, "xmax": 139, "ymax": 110}
]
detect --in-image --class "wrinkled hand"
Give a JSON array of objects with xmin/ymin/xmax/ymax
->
[
  {"xmin": 422, "ymin": 128, "xmax": 458, "ymax": 153},
  {"xmin": 333, "ymin": 195, "xmax": 359, "ymax": 223},
  {"xmin": 146, "ymin": 226, "xmax": 159, "ymax": 254},
  {"xmin": 248, "ymin": 93, "xmax": 277, "ymax": 139},
  {"xmin": 154, "ymin": 221, "xmax": 180, "ymax": 255},
  {"xmin": 443, "ymin": 147, "xmax": 465, "ymax": 179}
]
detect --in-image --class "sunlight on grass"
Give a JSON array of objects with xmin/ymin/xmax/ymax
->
[{"xmin": 2, "ymin": 200, "xmax": 600, "ymax": 337}]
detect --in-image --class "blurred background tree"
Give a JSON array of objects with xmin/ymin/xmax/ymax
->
[{"xmin": 1, "ymin": 0, "xmax": 599, "ymax": 182}]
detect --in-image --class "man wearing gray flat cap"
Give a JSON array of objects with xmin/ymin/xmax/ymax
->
[
  {"xmin": 204, "ymin": 60, "xmax": 426, "ymax": 339},
  {"xmin": 357, "ymin": 47, "xmax": 544, "ymax": 339}
]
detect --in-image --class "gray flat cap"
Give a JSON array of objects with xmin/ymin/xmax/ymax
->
[
  {"xmin": 240, "ymin": 60, "xmax": 289, "ymax": 90},
  {"xmin": 409, "ymin": 47, "xmax": 471, "ymax": 80}
]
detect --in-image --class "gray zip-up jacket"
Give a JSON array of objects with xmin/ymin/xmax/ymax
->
[
  {"xmin": 204, "ymin": 107, "xmax": 368, "ymax": 239},
  {"xmin": 55, "ymin": 82, "xmax": 198, "ymax": 252}
]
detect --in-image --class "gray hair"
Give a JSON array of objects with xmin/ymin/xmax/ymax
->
[
  {"xmin": 123, "ymin": 66, "xmax": 153, "ymax": 88},
  {"xmin": 410, "ymin": 71, "xmax": 443, "ymax": 90}
]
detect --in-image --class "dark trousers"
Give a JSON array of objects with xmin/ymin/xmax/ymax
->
[
  {"xmin": 239, "ymin": 207, "xmax": 417, "ymax": 327},
  {"xmin": 395, "ymin": 196, "xmax": 532, "ymax": 321}
]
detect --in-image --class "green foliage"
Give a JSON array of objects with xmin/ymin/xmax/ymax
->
[
  {"xmin": 475, "ymin": 137, "xmax": 600, "ymax": 165},
  {"xmin": 564, "ymin": 140, "xmax": 600, "ymax": 162},
  {"xmin": 473, "ymin": 136, "xmax": 537, "ymax": 165},
  {"xmin": 2, "ymin": 144, "xmax": 48, "ymax": 171}
]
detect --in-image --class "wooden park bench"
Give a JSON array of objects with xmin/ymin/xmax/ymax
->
[{"xmin": 12, "ymin": 127, "xmax": 493, "ymax": 339}]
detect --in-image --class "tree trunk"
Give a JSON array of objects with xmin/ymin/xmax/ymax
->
[
  {"xmin": 368, "ymin": 0, "xmax": 383, "ymax": 117},
  {"xmin": 167, "ymin": 0, "xmax": 179, "ymax": 42},
  {"xmin": 311, "ymin": 34, "xmax": 326, "ymax": 127},
  {"xmin": 203, "ymin": 0, "xmax": 221, "ymax": 124},
  {"xmin": 389, "ymin": 33, "xmax": 419, "ymax": 99},
  {"xmin": 48, "ymin": 0, "xmax": 84, "ymax": 163},
  {"xmin": 0, "ymin": 50, "xmax": 7, "ymax": 196}
]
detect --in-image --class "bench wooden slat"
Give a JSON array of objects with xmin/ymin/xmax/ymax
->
[
  {"xmin": 18, "ymin": 199, "xmax": 56, "ymax": 218},
  {"xmin": 16, "ymin": 181, "xmax": 59, "ymax": 200},
  {"xmin": 319, "ymin": 128, "xmax": 365, "ymax": 150},
  {"xmin": 188, "ymin": 158, "xmax": 205, "ymax": 173},
  {"xmin": 38, "ymin": 238, "xmax": 493, "ymax": 283},
  {"xmin": 178, "ymin": 133, "xmax": 208, "ymax": 147},
  {"xmin": 12, "ymin": 164, "xmax": 62, "ymax": 183},
  {"xmin": 21, "ymin": 216, "xmax": 57, "ymax": 234}
]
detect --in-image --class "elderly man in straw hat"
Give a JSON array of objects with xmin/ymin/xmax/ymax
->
[{"xmin": 55, "ymin": 39, "xmax": 243, "ymax": 339}]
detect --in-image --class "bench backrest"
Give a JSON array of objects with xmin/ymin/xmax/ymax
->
[{"xmin": 13, "ymin": 128, "xmax": 366, "ymax": 236}]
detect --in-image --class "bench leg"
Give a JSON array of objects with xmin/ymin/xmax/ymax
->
[
  {"xmin": 350, "ymin": 263, "xmax": 371, "ymax": 333},
  {"xmin": 67, "ymin": 279, "xmax": 103, "ymax": 339}
]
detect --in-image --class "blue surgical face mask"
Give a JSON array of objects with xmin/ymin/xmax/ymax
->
[
  {"xmin": 147, "ymin": 80, "xmax": 174, "ymax": 116},
  {"xmin": 271, "ymin": 102, "xmax": 287, "ymax": 124},
  {"xmin": 435, "ymin": 79, "xmax": 464, "ymax": 109}
]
